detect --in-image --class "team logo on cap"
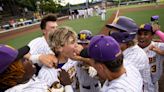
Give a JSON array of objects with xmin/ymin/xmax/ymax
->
[
  {"xmin": 139, "ymin": 24, "xmax": 145, "ymax": 29},
  {"xmin": 80, "ymin": 33, "xmax": 87, "ymax": 40}
]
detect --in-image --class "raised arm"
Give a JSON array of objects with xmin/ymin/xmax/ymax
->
[{"xmin": 152, "ymin": 24, "xmax": 164, "ymax": 42}]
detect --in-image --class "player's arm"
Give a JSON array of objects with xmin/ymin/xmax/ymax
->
[
  {"xmin": 152, "ymin": 24, "xmax": 164, "ymax": 42},
  {"xmin": 25, "ymin": 53, "xmax": 58, "ymax": 67},
  {"xmin": 149, "ymin": 45, "xmax": 164, "ymax": 55},
  {"xmin": 155, "ymin": 31, "xmax": 164, "ymax": 42},
  {"xmin": 72, "ymin": 44, "xmax": 94, "ymax": 66}
]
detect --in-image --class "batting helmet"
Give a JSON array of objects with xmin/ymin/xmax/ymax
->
[
  {"xmin": 78, "ymin": 30, "xmax": 92, "ymax": 44},
  {"xmin": 106, "ymin": 16, "xmax": 138, "ymax": 33},
  {"xmin": 106, "ymin": 16, "xmax": 138, "ymax": 43}
]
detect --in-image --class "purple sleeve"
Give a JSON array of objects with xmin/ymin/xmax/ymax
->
[{"xmin": 156, "ymin": 30, "xmax": 164, "ymax": 42}]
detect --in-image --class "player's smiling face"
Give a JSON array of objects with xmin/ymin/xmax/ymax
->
[{"xmin": 137, "ymin": 31, "xmax": 153, "ymax": 48}]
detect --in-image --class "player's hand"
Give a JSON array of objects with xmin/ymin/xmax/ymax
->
[
  {"xmin": 58, "ymin": 69, "xmax": 72, "ymax": 86},
  {"xmin": 149, "ymin": 45, "xmax": 164, "ymax": 55},
  {"xmin": 39, "ymin": 54, "xmax": 58, "ymax": 67},
  {"xmin": 71, "ymin": 56, "xmax": 95, "ymax": 66},
  {"xmin": 152, "ymin": 24, "xmax": 160, "ymax": 32},
  {"xmin": 74, "ymin": 44, "xmax": 84, "ymax": 55}
]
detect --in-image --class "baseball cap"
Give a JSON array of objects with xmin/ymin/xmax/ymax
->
[
  {"xmin": 151, "ymin": 15, "xmax": 159, "ymax": 22},
  {"xmin": 139, "ymin": 23, "xmax": 153, "ymax": 32},
  {"xmin": 106, "ymin": 16, "xmax": 138, "ymax": 33},
  {"xmin": 88, "ymin": 35, "xmax": 121, "ymax": 62},
  {"xmin": 0, "ymin": 44, "xmax": 30, "ymax": 74},
  {"xmin": 78, "ymin": 30, "xmax": 92, "ymax": 44}
]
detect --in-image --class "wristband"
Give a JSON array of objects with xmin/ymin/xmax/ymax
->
[
  {"xmin": 29, "ymin": 54, "xmax": 41, "ymax": 64},
  {"xmin": 65, "ymin": 85, "xmax": 74, "ymax": 92}
]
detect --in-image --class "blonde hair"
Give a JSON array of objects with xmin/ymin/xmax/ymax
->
[{"xmin": 48, "ymin": 26, "xmax": 77, "ymax": 54}]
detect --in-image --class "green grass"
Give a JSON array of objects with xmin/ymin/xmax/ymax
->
[
  {"xmin": 123, "ymin": 8, "xmax": 164, "ymax": 30},
  {"xmin": 60, "ymin": 11, "xmax": 112, "ymax": 35},
  {"xmin": 0, "ymin": 30, "xmax": 42, "ymax": 48},
  {"xmin": 1, "ymin": 3, "xmax": 164, "ymax": 48}
]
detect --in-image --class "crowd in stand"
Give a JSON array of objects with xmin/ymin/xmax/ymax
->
[{"xmin": 0, "ymin": 13, "xmax": 42, "ymax": 31}]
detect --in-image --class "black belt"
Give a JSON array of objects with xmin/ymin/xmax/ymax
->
[{"xmin": 82, "ymin": 83, "xmax": 99, "ymax": 89}]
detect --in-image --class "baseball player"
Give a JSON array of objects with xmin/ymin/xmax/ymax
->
[
  {"xmin": 6, "ymin": 27, "xmax": 79, "ymax": 92},
  {"xmin": 76, "ymin": 30, "xmax": 101, "ymax": 92},
  {"xmin": 106, "ymin": 16, "xmax": 154, "ymax": 92},
  {"xmin": 37, "ymin": 26, "xmax": 79, "ymax": 92},
  {"xmin": 27, "ymin": 14, "xmax": 58, "ymax": 69},
  {"xmin": 0, "ymin": 44, "xmax": 50, "ymax": 92},
  {"xmin": 78, "ymin": 35, "xmax": 143, "ymax": 92},
  {"xmin": 100, "ymin": 7, "xmax": 106, "ymax": 21},
  {"xmin": 137, "ymin": 23, "xmax": 164, "ymax": 92}
]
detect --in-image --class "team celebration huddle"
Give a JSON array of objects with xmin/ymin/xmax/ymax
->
[{"xmin": 0, "ymin": 14, "xmax": 164, "ymax": 92}]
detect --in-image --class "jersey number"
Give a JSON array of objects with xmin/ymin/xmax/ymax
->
[{"xmin": 151, "ymin": 65, "xmax": 156, "ymax": 73}]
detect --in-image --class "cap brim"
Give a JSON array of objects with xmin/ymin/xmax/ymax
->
[
  {"xmin": 106, "ymin": 24, "xmax": 127, "ymax": 32},
  {"xmin": 78, "ymin": 40, "xmax": 90, "ymax": 44},
  {"xmin": 80, "ymin": 48, "xmax": 90, "ymax": 58},
  {"xmin": 15, "ymin": 46, "xmax": 30, "ymax": 60}
]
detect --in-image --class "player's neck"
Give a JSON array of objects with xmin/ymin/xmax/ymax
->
[
  {"xmin": 58, "ymin": 55, "xmax": 68, "ymax": 64},
  {"xmin": 108, "ymin": 66, "xmax": 126, "ymax": 80}
]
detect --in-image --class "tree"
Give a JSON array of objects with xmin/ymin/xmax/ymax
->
[
  {"xmin": 40, "ymin": 0, "xmax": 63, "ymax": 13},
  {"xmin": 15, "ymin": 0, "xmax": 38, "ymax": 11}
]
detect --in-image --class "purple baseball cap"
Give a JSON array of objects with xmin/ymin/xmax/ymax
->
[
  {"xmin": 151, "ymin": 15, "xmax": 159, "ymax": 21},
  {"xmin": 139, "ymin": 23, "xmax": 153, "ymax": 32},
  {"xmin": 88, "ymin": 35, "xmax": 121, "ymax": 62},
  {"xmin": 0, "ymin": 44, "xmax": 30, "ymax": 74}
]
